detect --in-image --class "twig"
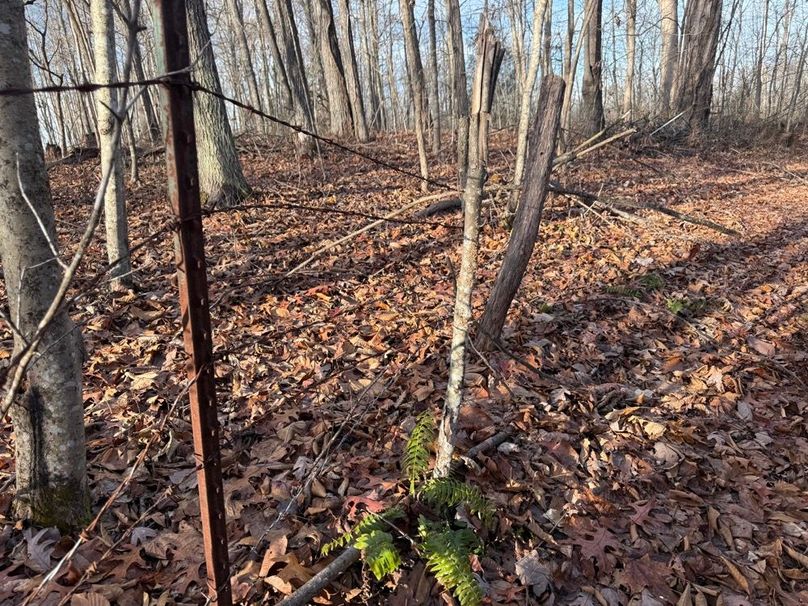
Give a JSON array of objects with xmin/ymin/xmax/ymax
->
[
  {"xmin": 274, "ymin": 431, "xmax": 511, "ymax": 606},
  {"xmin": 282, "ymin": 191, "xmax": 455, "ymax": 279}
]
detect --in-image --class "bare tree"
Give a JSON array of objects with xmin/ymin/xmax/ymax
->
[
  {"xmin": 312, "ymin": 0, "xmax": 354, "ymax": 137},
  {"xmin": 0, "ymin": 0, "xmax": 88, "ymax": 529},
  {"xmin": 623, "ymin": 0, "xmax": 637, "ymax": 116},
  {"xmin": 426, "ymin": 0, "xmax": 441, "ymax": 153},
  {"xmin": 444, "ymin": 0, "xmax": 469, "ymax": 187},
  {"xmin": 659, "ymin": 0, "xmax": 678, "ymax": 114},
  {"xmin": 184, "ymin": 0, "xmax": 250, "ymax": 207},
  {"xmin": 91, "ymin": 0, "xmax": 132, "ymax": 290},
  {"xmin": 674, "ymin": 0, "xmax": 722, "ymax": 134},
  {"xmin": 435, "ymin": 21, "xmax": 503, "ymax": 477},
  {"xmin": 581, "ymin": 0, "xmax": 605, "ymax": 137},
  {"xmin": 224, "ymin": 0, "xmax": 264, "ymax": 119},
  {"xmin": 512, "ymin": 0, "xmax": 550, "ymax": 199},
  {"xmin": 336, "ymin": 0, "xmax": 370, "ymax": 141},
  {"xmin": 478, "ymin": 76, "xmax": 564, "ymax": 351},
  {"xmin": 399, "ymin": 0, "xmax": 430, "ymax": 191}
]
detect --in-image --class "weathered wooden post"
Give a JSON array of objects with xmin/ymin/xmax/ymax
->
[
  {"xmin": 152, "ymin": 2, "xmax": 232, "ymax": 604},
  {"xmin": 476, "ymin": 76, "xmax": 565, "ymax": 351}
]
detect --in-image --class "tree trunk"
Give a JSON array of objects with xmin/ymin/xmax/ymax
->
[
  {"xmin": 512, "ymin": 0, "xmax": 550, "ymax": 200},
  {"xmin": 313, "ymin": 0, "xmax": 354, "ymax": 137},
  {"xmin": 399, "ymin": 0, "xmax": 430, "ymax": 192},
  {"xmin": 184, "ymin": 0, "xmax": 250, "ymax": 207},
  {"xmin": 434, "ymin": 21, "xmax": 503, "ymax": 478},
  {"xmin": 0, "ymin": 0, "xmax": 88, "ymax": 530},
  {"xmin": 255, "ymin": 0, "xmax": 293, "ymax": 113},
  {"xmin": 674, "ymin": 0, "xmax": 722, "ymax": 135},
  {"xmin": 224, "ymin": 0, "xmax": 264, "ymax": 122},
  {"xmin": 359, "ymin": 0, "xmax": 385, "ymax": 130},
  {"xmin": 426, "ymin": 0, "xmax": 441, "ymax": 153},
  {"xmin": 264, "ymin": 0, "xmax": 316, "ymax": 153},
  {"xmin": 753, "ymin": 0, "xmax": 769, "ymax": 118},
  {"xmin": 336, "ymin": 0, "xmax": 370, "ymax": 141},
  {"xmin": 444, "ymin": 0, "xmax": 469, "ymax": 188},
  {"xmin": 659, "ymin": 0, "xmax": 679, "ymax": 114},
  {"xmin": 477, "ymin": 77, "xmax": 564, "ymax": 351},
  {"xmin": 623, "ymin": 0, "xmax": 637, "ymax": 116},
  {"xmin": 581, "ymin": 0, "xmax": 604, "ymax": 137},
  {"xmin": 91, "ymin": 0, "xmax": 133, "ymax": 290}
]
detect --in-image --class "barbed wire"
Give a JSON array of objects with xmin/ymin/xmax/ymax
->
[{"xmin": 0, "ymin": 77, "xmax": 461, "ymax": 192}]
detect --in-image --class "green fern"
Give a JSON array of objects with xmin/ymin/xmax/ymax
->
[
  {"xmin": 321, "ymin": 507, "xmax": 404, "ymax": 556},
  {"xmin": 418, "ymin": 518, "xmax": 484, "ymax": 606},
  {"xmin": 403, "ymin": 411, "xmax": 435, "ymax": 491},
  {"xmin": 419, "ymin": 477, "xmax": 495, "ymax": 527},
  {"xmin": 354, "ymin": 529, "xmax": 401, "ymax": 580}
]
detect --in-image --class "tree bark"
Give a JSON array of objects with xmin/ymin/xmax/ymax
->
[
  {"xmin": 336, "ymin": 0, "xmax": 370, "ymax": 141},
  {"xmin": 224, "ymin": 0, "xmax": 264, "ymax": 123},
  {"xmin": 426, "ymin": 0, "xmax": 441, "ymax": 153},
  {"xmin": 359, "ymin": 0, "xmax": 385, "ymax": 130},
  {"xmin": 674, "ymin": 0, "xmax": 722, "ymax": 135},
  {"xmin": 91, "ymin": 0, "xmax": 133, "ymax": 290},
  {"xmin": 313, "ymin": 0, "xmax": 354, "ymax": 137},
  {"xmin": 184, "ymin": 0, "xmax": 250, "ymax": 207},
  {"xmin": 0, "ymin": 0, "xmax": 89, "ymax": 530},
  {"xmin": 435, "ymin": 21, "xmax": 503, "ymax": 478},
  {"xmin": 444, "ymin": 0, "xmax": 469, "ymax": 188},
  {"xmin": 623, "ymin": 0, "xmax": 637, "ymax": 116},
  {"xmin": 477, "ymin": 77, "xmax": 564, "ymax": 351},
  {"xmin": 512, "ymin": 0, "xmax": 550, "ymax": 200},
  {"xmin": 268, "ymin": 0, "xmax": 317, "ymax": 153},
  {"xmin": 581, "ymin": 0, "xmax": 604, "ymax": 137},
  {"xmin": 399, "ymin": 0, "xmax": 430, "ymax": 192},
  {"xmin": 659, "ymin": 0, "xmax": 679, "ymax": 114}
]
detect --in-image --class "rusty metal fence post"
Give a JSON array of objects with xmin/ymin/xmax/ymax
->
[{"xmin": 152, "ymin": 2, "xmax": 232, "ymax": 604}]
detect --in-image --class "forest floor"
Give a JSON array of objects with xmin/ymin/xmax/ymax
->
[{"xmin": 0, "ymin": 133, "xmax": 807, "ymax": 606}]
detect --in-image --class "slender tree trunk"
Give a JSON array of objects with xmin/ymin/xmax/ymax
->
[
  {"xmin": 542, "ymin": 2, "xmax": 553, "ymax": 77},
  {"xmin": 255, "ymin": 0, "xmax": 293, "ymax": 113},
  {"xmin": 478, "ymin": 77, "xmax": 564, "ymax": 351},
  {"xmin": 336, "ymin": 0, "xmax": 370, "ymax": 140},
  {"xmin": 753, "ymin": 0, "xmax": 769, "ymax": 118},
  {"xmin": 426, "ymin": 0, "xmax": 441, "ymax": 153},
  {"xmin": 444, "ymin": 0, "xmax": 469, "ymax": 187},
  {"xmin": 273, "ymin": 0, "xmax": 317, "ymax": 153},
  {"xmin": 224, "ymin": 0, "xmax": 264, "ymax": 124},
  {"xmin": 581, "ymin": 0, "xmax": 605, "ymax": 137},
  {"xmin": 659, "ymin": 0, "xmax": 679, "ymax": 114},
  {"xmin": 674, "ymin": 0, "xmax": 722, "ymax": 135},
  {"xmin": 0, "ymin": 0, "xmax": 88, "ymax": 530},
  {"xmin": 184, "ymin": 0, "xmax": 250, "ymax": 207},
  {"xmin": 359, "ymin": 0, "xmax": 385, "ymax": 130},
  {"xmin": 302, "ymin": 0, "xmax": 329, "ymax": 126},
  {"xmin": 623, "ymin": 0, "xmax": 637, "ymax": 116},
  {"xmin": 435, "ymin": 22, "xmax": 503, "ymax": 478},
  {"xmin": 512, "ymin": 0, "xmax": 550, "ymax": 200},
  {"xmin": 91, "ymin": 0, "xmax": 132, "ymax": 290},
  {"xmin": 399, "ymin": 0, "xmax": 430, "ymax": 191}
]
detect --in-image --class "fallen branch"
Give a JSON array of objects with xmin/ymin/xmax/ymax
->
[
  {"xmin": 553, "ymin": 128, "xmax": 637, "ymax": 168},
  {"xmin": 275, "ymin": 430, "xmax": 511, "ymax": 606},
  {"xmin": 283, "ymin": 191, "xmax": 456, "ymax": 279},
  {"xmin": 548, "ymin": 183, "xmax": 739, "ymax": 236}
]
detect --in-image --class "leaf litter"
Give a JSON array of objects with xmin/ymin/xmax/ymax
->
[{"xmin": 0, "ymin": 135, "xmax": 806, "ymax": 604}]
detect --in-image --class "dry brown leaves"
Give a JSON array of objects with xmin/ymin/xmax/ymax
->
[{"xmin": 0, "ymin": 135, "xmax": 806, "ymax": 605}]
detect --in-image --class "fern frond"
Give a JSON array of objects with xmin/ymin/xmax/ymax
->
[
  {"xmin": 419, "ymin": 477, "xmax": 495, "ymax": 527},
  {"xmin": 354, "ymin": 529, "xmax": 401, "ymax": 580},
  {"xmin": 321, "ymin": 506, "xmax": 404, "ymax": 556},
  {"xmin": 418, "ymin": 518, "xmax": 484, "ymax": 606},
  {"xmin": 404, "ymin": 411, "xmax": 436, "ymax": 492}
]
